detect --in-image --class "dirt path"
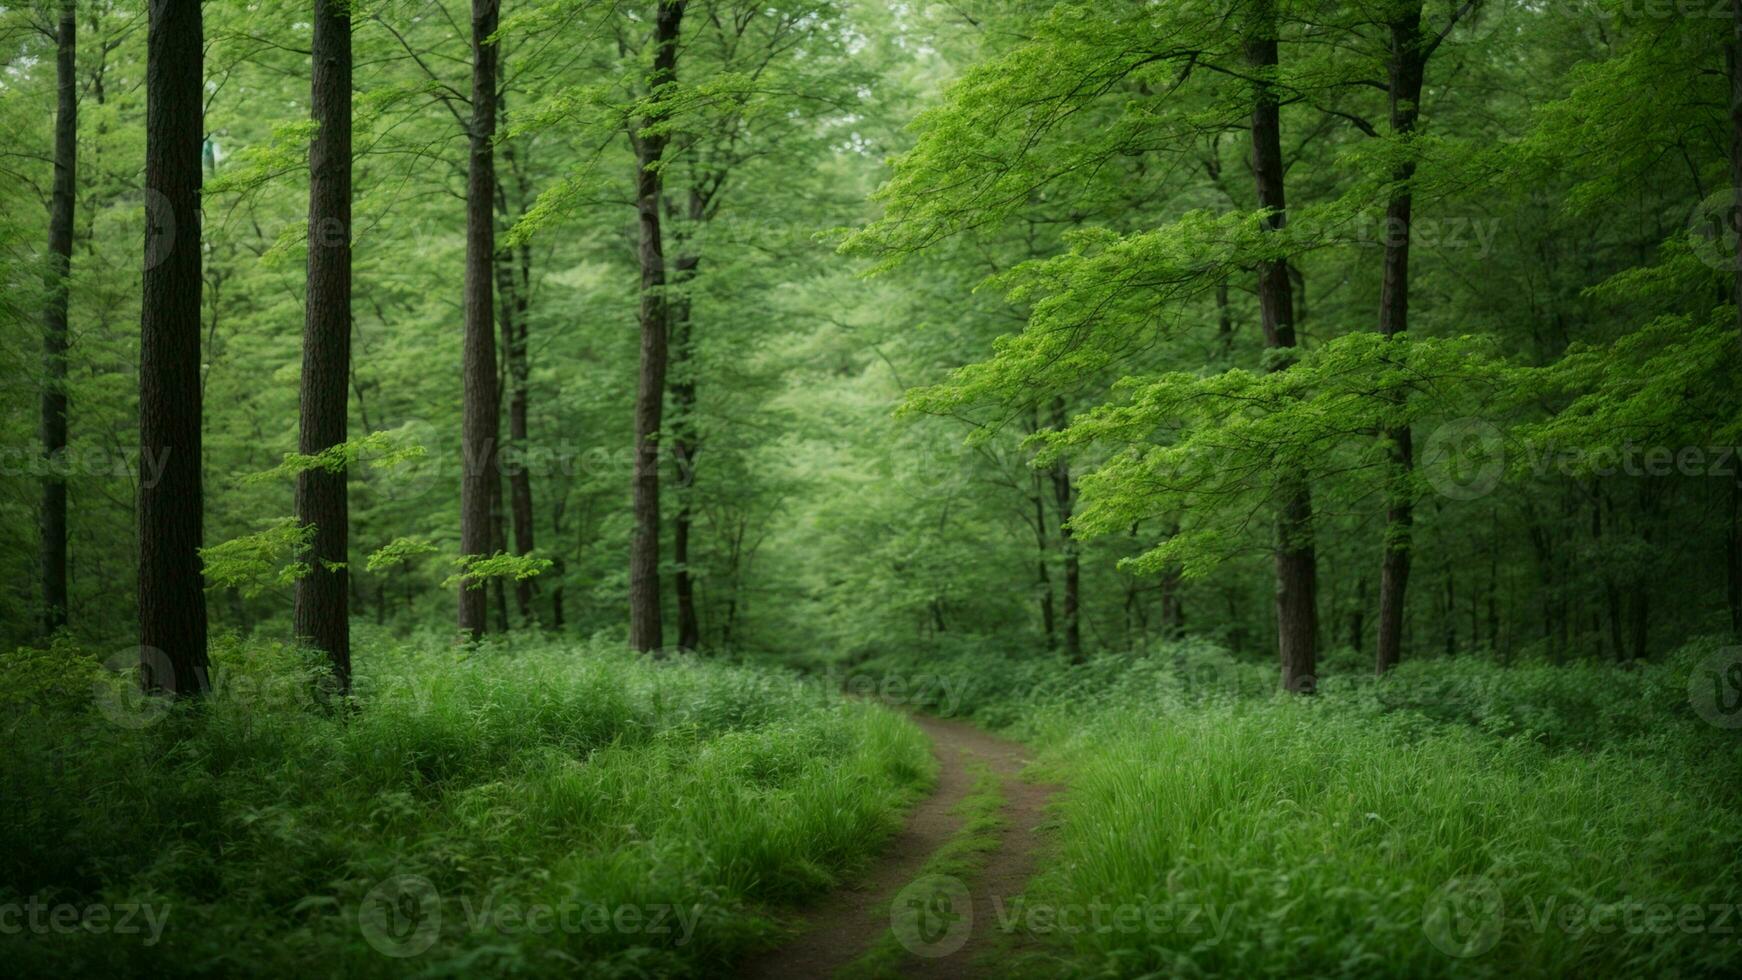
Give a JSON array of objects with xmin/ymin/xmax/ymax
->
[{"xmin": 738, "ymin": 714, "xmax": 1060, "ymax": 980}]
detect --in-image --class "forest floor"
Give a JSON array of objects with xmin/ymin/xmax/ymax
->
[{"xmin": 741, "ymin": 714, "xmax": 1060, "ymax": 979}]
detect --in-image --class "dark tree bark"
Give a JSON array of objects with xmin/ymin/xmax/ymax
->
[
  {"xmin": 667, "ymin": 187, "xmax": 705, "ymax": 652},
  {"xmin": 627, "ymin": 0, "xmax": 687, "ymax": 653},
  {"xmin": 1374, "ymin": 3, "xmax": 1426, "ymax": 675},
  {"xmin": 293, "ymin": 0, "xmax": 352, "ymax": 692},
  {"xmin": 139, "ymin": 0, "xmax": 209, "ymax": 696},
  {"xmin": 489, "ymin": 469, "xmax": 510, "ymax": 631},
  {"xmin": 458, "ymin": 0, "xmax": 502, "ymax": 639},
  {"xmin": 1247, "ymin": 0, "xmax": 1318, "ymax": 693},
  {"xmin": 1050, "ymin": 398, "xmax": 1082, "ymax": 664},
  {"xmin": 1032, "ymin": 471, "xmax": 1056, "ymax": 648},
  {"xmin": 493, "ymin": 109, "xmax": 537, "ymax": 625},
  {"xmin": 39, "ymin": 0, "xmax": 76, "ymax": 636}
]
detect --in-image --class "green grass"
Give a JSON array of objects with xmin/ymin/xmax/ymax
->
[
  {"xmin": 840, "ymin": 760, "xmax": 1005, "ymax": 980},
  {"xmin": 847, "ymin": 637, "xmax": 1742, "ymax": 978},
  {"xmin": 0, "ymin": 627, "xmax": 932, "ymax": 977}
]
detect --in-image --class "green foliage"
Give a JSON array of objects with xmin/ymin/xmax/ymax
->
[
  {"xmin": 847, "ymin": 637, "xmax": 1742, "ymax": 978},
  {"xmin": 444, "ymin": 551, "xmax": 556, "ymax": 591},
  {"xmin": 0, "ymin": 630, "xmax": 932, "ymax": 976},
  {"xmin": 199, "ymin": 518, "xmax": 317, "ymax": 599}
]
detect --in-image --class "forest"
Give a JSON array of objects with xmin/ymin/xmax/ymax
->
[{"xmin": 2, "ymin": 0, "xmax": 1740, "ymax": 976}]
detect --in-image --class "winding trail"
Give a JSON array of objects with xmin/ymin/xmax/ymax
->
[{"xmin": 739, "ymin": 714, "xmax": 1060, "ymax": 980}]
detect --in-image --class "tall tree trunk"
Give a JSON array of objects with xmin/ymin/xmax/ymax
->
[
  {"xmin": 294, "ymin": 0, "xmax": 352, "ymax": 693},
  {"xmin": 39, "ymin": 0, "xmax": 76, "ymax": 636},
  {"xmin": 627, "ymin": 0, "xmax": 687, "ymax": 653},
  {"xmin": 458, "ymin": 0, "xmax": 501, "ymax": 639},
  {"xmin": 1247, "ymin": 0, "xmax": 1318, "ymax": 693},
  {"xmin": 139, "ymin": 0, "xmax": 209, "ymax": 696},
  {"xmin": 1031, "ymin": 469, "xmax": 1056, "ymax": 648},
  {"xmin": 667, "ymin": 189, "xmax": 704, "ymax": 651},
  {"xmin": 489, "ymin": 469, "xmax": 509, "ymax": 631},
  {"xmin": 494, "ymin": 116, "xmax": 537, "ymax": 625},
  {"xmin": 1050, "ymin": 399, "xmax": 1082, "ymax": 664},
  {"xmin": 1374, "ymin": 3, "xmax": 1425, "ymax": 674}
]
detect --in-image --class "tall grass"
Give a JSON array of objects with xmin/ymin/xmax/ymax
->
[
  {"xmin": 1, "ymin": 627, "xmax": 933, "ymax": 977},
  {"xmin": 852, "ymin": 637, "xmax": 1742, "ymax": 977}
]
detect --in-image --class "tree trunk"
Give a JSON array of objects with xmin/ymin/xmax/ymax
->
[
  {"xmin": 458, "ymin": 0, "xmax": 501, "ymax": 640},
  {"xmin": 139, "ymin": 0, "xmax": 209, "ymax": 696},
  {"xmin": 1050, "ymin": 399, "xmax": 1082, "ymax": 664},
  {"xmin": 293, "ymin": 0, "xmax": 352, "ymax": 693},
  {"xmin": 494, "ymin": 117, "xmax": 537, "ymax": 625},
  {"xmin": 667, "ymin": 189, "xmax": 704, "ymax": 651},
  {"xmin": 1031, "ymin": 470, "xmax": 1055, "ymax": 648},
  {"xmin": 628, "ymin": 0, "xmax": 687, "ymax": 653},
  {"xmin": 1247, "ymin": 0, "xmax": 1318, "ymax": 693},
  {"xmin": 1375, "ymin": 4, "xmax": 1425, "ymax": 675},
  {"xmin": 39, "ymin": 0, "xmax": 76, "ymax": 636},
  {"xmin": 489, "ymin": 469, "xmax": 509, "ymax": 631}
]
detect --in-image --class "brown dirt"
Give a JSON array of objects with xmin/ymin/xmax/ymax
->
[{"xmin": 737, "ymin": 713, "xmax": 1061, "ymax": 980}]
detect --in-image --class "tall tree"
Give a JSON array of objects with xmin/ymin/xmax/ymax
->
[
  {"xmin": 1049, "ymin": 398, "xmax": 1081, "ymax": 663},
  {"xmin": 1247, "ymin": 0, "xmax": 1317, "ymax": 693},
  {"xmin": 293, "ymin": 0, "xmax": 352, "ymax": 691},
  {"xmin": 667, "ymin": 187, "xmax": 703, "ymax": 651},
  {"xmin": 139, "ymin": 0, "xmax": 209, "ymax": 695},
  {"xmin": 1373, "ymin": 2, "xmax": 1425, "ymax": 675},
  {"xmin": 494, "ymin": 111, "xmax": 537, "ymax": 625},
  {"xmin": 627, "ymin": 0, "xmax": 687, "ymax": 653},
  {"xmin": 39, "ymin": 0, "xmax": 75, "ymax": 636},
  {"xmin": 458, "ymin": 0, "xmax": 502, "ymax": 639}
]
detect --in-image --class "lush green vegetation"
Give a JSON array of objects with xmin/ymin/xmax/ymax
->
[
  {"xmin": 2, "ymin": 631, "xmax": 932, "ymax": 976},
  {"xmin": 4, "ymin": 0, "xmax": 1742, "ymax": 976},
  {"xmin": 853, "ymin": 638, "xmax": 1742, "ymax": 978}
]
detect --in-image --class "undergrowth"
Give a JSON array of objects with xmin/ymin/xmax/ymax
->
[{"xmin": 0, "ymin": 626, "xmax": 932, "ymax": 977}]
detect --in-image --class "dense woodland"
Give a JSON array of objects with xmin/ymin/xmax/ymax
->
[{"xmin": 2, "ymin": 1, "xmax": 1741, "ymax": 977}]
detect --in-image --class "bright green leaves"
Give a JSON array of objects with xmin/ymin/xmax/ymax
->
[
  {"xmin": 200, "ymin": 518, "xmax": 319, "ymax": 599},
  {"xmin": 1038, "ymin": 333, "xmax": 1510, "ymax": 577},
  {"xmin": 444, "ymin": 551, "xmax": 556, "ymax": 591}
]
